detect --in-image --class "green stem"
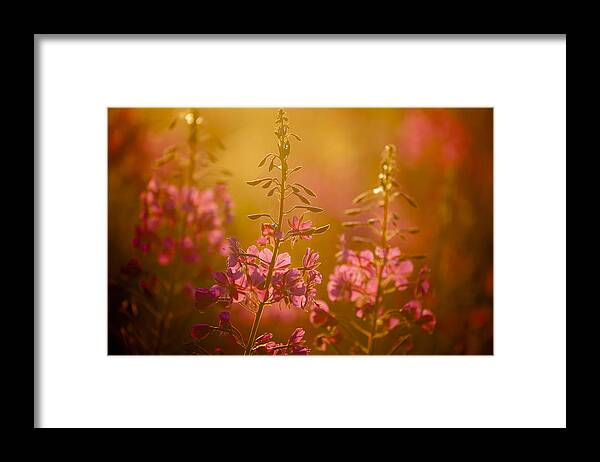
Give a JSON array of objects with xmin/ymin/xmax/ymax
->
[
  {"xmin": 367, "ymin": 187, "xmax": 390, "ymax": 355},
  {"xmin": 244, "ymin": 150, "xmax": 287, "ymax": 355}
]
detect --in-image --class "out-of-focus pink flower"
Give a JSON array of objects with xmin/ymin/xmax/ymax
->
[
  {"xmin": 402, "ymin": 299, "xmax": 422, "ymax": 321},
  {"xmin": 121, "ymin": 258, "xmax": 142, "ymax": 278},
  {"xmin": 327, "ymin": 265, "xmax": 361, "ymax": 302},
  {"xmin": 417, "ymin": 309, "xmax": 436, "ymax": 334},
  {"xmin": 418, "ymin": 265, "xmax": 431, "ymax": 295},
  {"xmin": 348, "ymin": 249, "xmax": 376, "ymax": 278},
  {"xmin": 139, "ymin": 275, "xmax": 158, "ymax": 296},
  {"xmin": 335, "ymin": 234, "xmax": 351, "ymax": 262},
  {"xmin": 158, "ymin": 236, "xmax": 175, "ymax": 266},
  {"xmin": 376, "ymin": 246, "xmax": 413, "ymax": 289},
  {"xmin": 355, "ymin": 304, "xmax": 375, "ymax": 319},
  {"xmin": 314, "ymin": 327, "xmax": 343, "ymax": 352},
  {"xmin": 309, "ymin": 300, "xmax": 334, "ymax": 327},
  {"xmin": 194, "ymin": 286, "xmax": 220, "ymax": 310},
  {"xmin": 191, "ymin": 323, "xmax": 210, "ymax": 340},
  {"xmin": 397, "ymin": 109, "xmax": 469, "ymax": 168},
  {"xmin": 469, "ymin": 306, "xmax": 492, "ymax": 330},
  {"xmin": 386, "ymin": 316, "xmax": 401, "ymax": 331},
  {"xmin": 131, "ymin": 176, "xmax": 233, "ymax": 273},
  {"xmin": 218, "ymin": 310, "xmax": 231, "ymax": 323}
]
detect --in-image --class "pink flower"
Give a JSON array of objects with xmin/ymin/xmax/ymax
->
[
  {"xmin": 302, "ymin": 247, "xmax": 320, "ymax": 270},
  {"xmin": 392, "ymin": 260, "xmax": 414, "ymax": 290},
  {"xmin": 314, "ymin": 328, "xmax": 343, "ymax": 352},
  {"xmin": 417, "ymin": 309, "xmax": 436, "ymax": 334},
  {"xmin": 309, "ymin": 300, "xmax": 335, "ymax": 327},
  {"xmin": 327, "ymin": 265, "xmax": 363, "ymax": 303},
  {"xmin": 376, "ymin": 246, "xmax": 413, "ymax": 289},
  {"xmin": 213, "ymin": 268, "xmax": 244, "ymax": 302},
  {"xmin": 385, "ymin": 316, "xmax": 401, "ymax": 331},
  {"xmin": 288, "ymin": 215, "xmax": 312, "ymax": 245},
  {"xmin": 194, "ymin": 286, "xmax": 220, "ymax": 310},
  {"xmin": 348, "ymin": 249, "xmax": 377, "ymax": 279},
  {"xmin": 287, "ymin": 328, "xmax": 310, "ymax": 355},
  {"xmin": 288, "ymin": 327, "xmax": 305, "ymax": 345},
  {"xmin": 259, "ymin": 248, "xmax": 291, "ymax": 274},
  {"xmin": 335, "ymin": 234, "xmax": 351, "ymax": 262},
  {"xmin": 252, "ymin": 332, "xmax": 274, "ymax": 354},
  {"xmin": 257, "ymin": 223, "xmax": 281, "ymax": 246},
  {"xmin": 418, "ymin": 265, "xmax": 431, "ymax": 295},
  {"xmin": 254, "ymin": 332, "xmax": 273, "ymax": 345},
  {"xmin": 271, "ymin": 269, "xmax": 306, "ymax": 308},
  {"xmin": 225, "ymin": 237, "xmax": 244, "ymax": 268},
  {"xmin": 402, "ymin": 299, "xmax": 422, "ymax": 321},
  {"xmin": 355, "ymin": 304, "xmax": 375, "ymax": 319},
  {"xmin": 256, "ymin": 236, "xmax": 270, "ymax": 246},
  {"xmin": 218, "ymin": 310, "xmax": 231, "ymax": 324}
]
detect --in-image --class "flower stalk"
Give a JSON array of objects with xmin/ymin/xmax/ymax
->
[
  {"xmin": 243, "ymin": 139, "xmax": 287, "ymax": 355},
  {"xmin": 312, "ymin": 144, "xmax": 435, "ymax": 355},
  {"xmin": 192, "ymin": 109, "xmax": 329, "ymax": 356}
]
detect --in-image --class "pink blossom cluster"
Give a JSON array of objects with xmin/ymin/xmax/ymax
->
[
  {"xmin": 132, "ymin": 176, "xmax": 233, "ymax": 267},
  {"xmin": 328, "ymin": 236, "xmax": 413, "ymax": 317},
  {"xmin": 251, "ymin": 328, "xmax": 310, "ymax": 355},
  {"xmin": 194, "ymin": 236, "xmax": 323, "ymax": 313},
  {"xmin": 304, "ymin": 233, "xmax": 436, "ymax": 354}
]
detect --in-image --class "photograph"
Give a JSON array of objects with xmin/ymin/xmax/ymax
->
[{"xmin": 108, "ymin": 107, "xmax": 493, "ymax": 356}]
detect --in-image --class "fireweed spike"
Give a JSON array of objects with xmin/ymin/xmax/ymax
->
[
  {"xmin": 191, "ymin": 109, "xmax": 330, "ymax": 355},
  {"xmin": 313, "ymin": 144, "xmax": 436, "ymax": 355},
  {"xmin": 124, "ymin": 109, "xmax": 233, "ymax": 354}
]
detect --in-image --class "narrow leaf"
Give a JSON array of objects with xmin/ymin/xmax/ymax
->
[
  {"xmin": 258, "ymin": 153, "xmax": 275, "ymax": 168},
  {"xmin": 288, "ymin": 166, "xmax": 303, "ymax": 176},
  {"xmin": 344, "ymin": 208, "xmax": 363, "ymax": 216},
  {"xmin": 342, "ymin": 221, "xmax": 367, "ymax": 228},
  {"xmin": 294, "ymin": 183, "xmax": 317, "ymax": 198},
  {"xmin": 311, "ymin": 224, "xmax": 330, "ymax": 235},
  {"xmin": 289, "ymin": 133, "xmax": 302, "ymax": 142},
  {"xmin": 267, "ymin": 186, "xmax": 278, "ymax": 197},
  {"xmin": 246, "ymin": 178, "xmax": 271, "ymax": 186},
  {"xmin": 154, "ymin": 147, "xmax": 177, "ymax": 168},
  {"xmin": 402, "ymin": 227, "xmax": 420, "ymax": 234},
  {"xmin": 286, "ymin": 205, "xmax": 324, "ymax": 214},
  {"xmin": 399, "ymin": 192, "xmax": 418, "ymax": 208},
  {"xmin": 248, "ymin": 213, "xmax": 272, "ymax": 220},
  {"xmin": 293, "ymin": 192, "xmax": 311, "ymax": 204},
  {"xmin": 353, "ymin": 190, "xmax": 374, "ymax": 204}
]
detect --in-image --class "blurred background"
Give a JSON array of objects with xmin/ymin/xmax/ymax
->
[{"xmin": 108, "ymin": 108, "xmax": 493, "ymax": 355}]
